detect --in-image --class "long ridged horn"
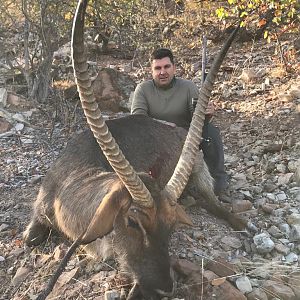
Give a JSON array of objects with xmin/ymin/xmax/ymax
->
[
  {"xmin": 71, "ymin": 0, "xmax": 153, "ymax": 208},
  {"xmin": 164, "ymin": 27, "xmax": 240, "ymax": 200}
]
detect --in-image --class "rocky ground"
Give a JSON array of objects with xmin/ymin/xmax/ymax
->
[{"xmin": 0, "ymin": 36, "xmax": 300, "ymax": 300}]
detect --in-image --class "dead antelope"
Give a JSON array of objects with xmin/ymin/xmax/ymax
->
[{"xmin": 24, "ymin": 0, "xmax": 245, "ymax": 299}]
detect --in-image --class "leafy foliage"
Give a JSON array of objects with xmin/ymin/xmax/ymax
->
[{"xmin": 216, "ymin": 0, "xmax": 300, "ymax": 41}]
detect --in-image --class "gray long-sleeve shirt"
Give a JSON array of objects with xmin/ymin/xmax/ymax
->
[{"xmin": 131, "ymin": 77, "xmax": 198, "ymax": 129}]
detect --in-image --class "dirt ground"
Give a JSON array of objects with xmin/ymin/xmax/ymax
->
[{"xmin": 0, "ymin": 36, "xmax": 300, "ymax": 300}]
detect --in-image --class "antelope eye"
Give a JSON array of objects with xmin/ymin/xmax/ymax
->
[
  {"xmin": 127, "ymin": 217, "xmax": 139, "ymax": 229},
  {"xmin": 128, "ymin": 217, "xmax": 140, "ymax": 229}
]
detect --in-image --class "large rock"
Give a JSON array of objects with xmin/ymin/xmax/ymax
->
[
  {"xmin": 92, "ymin": 68, "xmax": 136, "ymax": 112},
  {"xmin": 172, "ymin": 258, "xmax": 200, "ymax": 276},
  {"xmin": 290, "ymin": 224, "xmax": 300, "ymax": 242},
  {"xmin": 204, "ymin": 270, "xmax": 247, "ymax": 300},
  {"xmin": 288, "ymin": 271, "xmax": 300, "ymax": 299},
  {"xmin": 64, "ymin": 68, "xmax": 136, "ymax": 112},
  {"xmin": 262, "ymin": 280, "xmax": 296, "ymax": 300},
  {"xmin": 246, "ymin": 288, "xmax": 268, "ymax": 300},
  {"xmin": 253, "ymin": 232, "xmax": 275, "ymax": 254},
  {"xmin": 0, "ymin": 117, "xmax": 11, "ymax": 133},
  {"xmin": 206, "ymin": 257, "xmax": 239, "ymax": 277},
  {"xmin": 235, "ymin": 276, "xmax": 252, "ymax": 294}
]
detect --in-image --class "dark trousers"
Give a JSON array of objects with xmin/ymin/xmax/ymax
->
[{"xmin": 201, "ymin": 123, "xmax": 228, "ymax": 194}]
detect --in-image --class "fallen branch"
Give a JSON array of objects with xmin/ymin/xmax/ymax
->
[{"xmin": 36, "ymin": 235, "xmax": 83, "ymax": 300}]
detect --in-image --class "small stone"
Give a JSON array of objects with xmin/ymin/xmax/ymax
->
[
  {"xmin": 262, "ymin": 280, "xmax": 295, "ymax": 300},
  {"xmin": 263, "ymin": 183, "xmax": 277, "ymax": 192},
  {"xmin": 289, "ymin": 224, "xmax": 300, "ymax": 241},
  {"xmin": 221, "ymin": 236, "xmax": 243, "ymax": 249},
  {"xmin": 251, "ymin": 186, "xmax": 263, "ymax": 194},
  {"xmin": 235, "ymin": 276, "xmax": 252, "ymax": 294},
  {"xmin": 285, "ymin": 252, "xmax": 298, "ymax": 263},
  {"xmin": 180, "ymin": 195, "xmax": 196, "ymax": 208},
  {"xmin": 256, "ymin": 68, "xmax": 267, "ymax": 78},
  {"xmin": 288, "ymin": 271, "xmax": 300, "ymax": 299},
  {"xmin": 279, "ymin": 223, "xmax": 291, "ymax": 236},
  {"xmin": 276, "ymin": 163, "xmax": 287, "ymax": 173},
  {"xmin": 225, "ymin": 154, "xmax": 240, "ymax": 165},
  {"xmin": 276, "ymin": 192, "xmax": 287, "ymax": 201},
  {"xmin": 193, "ymin": 231, "xmax": 204, "ymax": 240},
  {"xmin": 206, "ymin": 257, "xmax": 238, "ymax": 277},
  {"xmin": 287, "ymin": 160, "xmax": 298, "ymax": 172},
  {"xmin": 0, "ymin": 87, "xmax": 8, "ymax": 106},
  {"xmin": 293, "ymin": 163, "xmax": 300, "ymax": 185},
  {"xmin": 275, "ymin": 243, "xmax": 290, "ymax": 255},
  {"xmin": 53, "ymin": 244, "xmax": 67, "ymax": 261},
  {"xmin": 266, "ymin": 193, "xmax": 276, "ymax": 201},
  {"xmin": 104, "ymin": 289, "xmax": 120, "ymax": 300},
  {"xmin": 0, "ymin": 118, "xmax": 12, "ymax": 134},
  {"xmin": 278, "ymin": 173, "xmax": 294, "ymax": 185},
  {"xmin": 268, "ymin": 225, "xmax": 283, "ymax": 238},
  {"xmin": 261, "ymin": 203, "xmax": 277, "ymax": 214},
  {"xmin": 12, "ymin": 113, "xmax": 26, "ymax": 123},
  {"xmin": 9, "ymin": 248, "xmax": 24, "ymax": 257},
  {"xmin": 12, "ymin": 267, "xmax": 31, "ymax": 286},
  {"xmin": 255, "ymin": 198, "xmax": 266, "ymax": 207},
  {"xmin": 204, "ymin": 270, "xmax": 247, "ymax": 300},
  {"xmin": 287, "ymin": 213, "xmax": 300, "ymax": 226},
  {"xmin": 232, "ymin": 199, "xmax": 252, "ymax": 213},
  {"xmin": 28, "ymin": 175, "xmax": 42, "ymax": 184},
  {"xmin": 273, "ymin": 208, "xmax": 285, "ymax": 217},
  {"xmin": 249, "ymin": 278, "xmax": 260, "ymax": 288},
  {"xmin": 246, "ymin": 288, "xmax": 268, "ymax": 300},
  {"xmin": 253, "ymin": 232, "xmax": 275, "ymax": 254},
  {"xmin": 240, "ymin": 69, "xmax": 257, "ymax": 83},
  {"xmin": 0, "ymin": 223, "xmax": 9, "ymax": 232},
  {"xmin": 289, "ymin": 86, "xmax": 300, "ymax": 98},
  {"xmin": 172, "ymin": 259, "xmax": 200, "ymax": 276},
  {"xmin": 123, "ymin": 63, "xmax": 132, "ymax": 73},
  {"xmin": 14, "ymin": 123, "xmax": 24, "ymax": 132},
  {"xmin": 278, "ymin": 238, "xmax": 290, "ymax": 244},
  {"xmin": 240, "ymin": 190, "xmax": 253, "ymax": 200},
  {"xmin": 20, "ymin": 138, "xmax": 33, "ymax": 144},
  {"xmin": 288, "ymin": 242, "xmax": 295, "ymax": 250},
  {"xmin": 230, "ymin": 123, "xmax": 244, "ymax": 132},
  {"xmin": 251, "ymin": 266, "xmax": 270, "ymax": 279}
]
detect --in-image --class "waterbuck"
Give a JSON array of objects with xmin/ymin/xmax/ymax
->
[{"xmin": 24, "ymin": 0, "xmax": 245, "ymax": 299}]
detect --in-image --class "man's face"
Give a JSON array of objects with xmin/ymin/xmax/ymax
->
[{"xmin": 151, "ymin": 57, "xmax": 176, "ymax": 88}]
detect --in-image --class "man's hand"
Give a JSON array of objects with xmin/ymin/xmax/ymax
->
[{"xmin": 205, "ymin": 101, "xmax": 215, "ymax": 116}]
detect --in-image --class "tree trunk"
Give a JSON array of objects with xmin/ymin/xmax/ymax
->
[
  {"xmin": 29, "ymin": 56, "xmax": 52, "ymax": 102},
  {"xmin": 23, "ymin": 18, "xmax": 33, "ymax": 96}
]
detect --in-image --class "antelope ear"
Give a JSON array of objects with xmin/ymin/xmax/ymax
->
[
  {"xmin": 81, "ymin": 183, "xmax": 131, "ymax": 244},
  {"xmin": 175, "ymin": 204, "xmax": 193, "ymax": 226}
]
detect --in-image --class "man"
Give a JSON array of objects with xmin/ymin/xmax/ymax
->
[{"xmin": 131, "ymin": 48, "xmax": 228, "ymax": 195}]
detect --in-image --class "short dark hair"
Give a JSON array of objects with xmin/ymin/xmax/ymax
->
[{"xmin": 150, "ymin": 48, "xmax": 174, "ymax": 64}]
